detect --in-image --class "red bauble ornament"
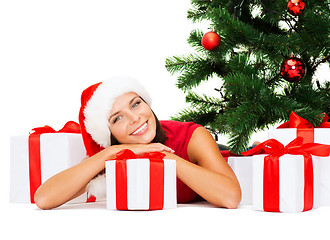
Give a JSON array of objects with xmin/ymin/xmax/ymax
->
[
  {"xmin": 201, "ymin": 31, "xmax": 221, "ymax": 51},
  {"xmin": 287, "ymin": 0, "xmax": 305, "ymax": 16},
  {"xmin": 280, "ymin": 56, "xmax": 306, "ymax": 82}
]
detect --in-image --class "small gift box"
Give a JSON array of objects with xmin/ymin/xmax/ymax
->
[
  {"xmin": 268, "ymin": 111, "xmax": 330, "ymax": 145},
  {"xmin": 106, "ymin": 149, "xmax": 177, "ymax": 210},
  {"xmin": 242, "ymin": 137, "xmax": 330, "ymax": 212},
  {"xmin": 228, "ymin": 156, "xmax": 252, "ymax": 205},
  {"xmin": 10, "ymin": 121, "xmax": 88, "ymax": 204},
  {"xmin": 268, "ymin": 111, "xmax": 330, "ymax": 206}
]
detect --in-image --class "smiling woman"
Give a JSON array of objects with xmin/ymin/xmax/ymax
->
[
  {"xmin": 108, "ymin": 93, "xmax": 157, "ymax": 144},
  {"xmin": 109, "ymin": 94, "xmax": 168, "ymax": 146},
  {"xmin": 34, "ymin": 76, "xmax": 241, "ymax": 210}
]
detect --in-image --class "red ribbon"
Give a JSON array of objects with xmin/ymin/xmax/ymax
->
[
  {"xmin": 113, "ymin": 149, "xmax": 166, "ymax": 210},
  {"xmin": 277, "ymin": 111, "xmax": 330, "ymax": 144},
  {"xmin": 28, "ymin": 121, "xmax": 80, "ymax": 203},
  {"xmin": 242, "ymin": 137, "xmax": 330, "ymax": 212}
]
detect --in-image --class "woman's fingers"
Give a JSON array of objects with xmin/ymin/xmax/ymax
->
[
  {"xmin": 151, "ymin": 143, "xmax": 175, "ymax": 153},
  {"xmin": 116, "ymin": 143, "xmax": 175, "ymax": 155}
]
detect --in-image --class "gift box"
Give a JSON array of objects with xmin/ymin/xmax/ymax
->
[
  {"xmin": 268, "ymin": 128, "xmax": 330, "ymax": 146},
  {"xmin": 252, "ymin": 154, "xmax": 321, "ymax": 212},
  {"xmin": 228, "ymin": 156, "xmax": 252, "ymax": 205},
  {"xmin": 106, "ymin": 149, "xmax": 177, "ymax": 210},
  {"xmin": 10, "ymin": 122, "xmax": 89, "ymax": 204},
  {"xmin": 242, "ymin": 137, "xmax": 330, "ymax": 212},
  {"xmin": 268, "ymin": 111, "xmax": 330, "ymax": 145},
  {"xmin": 268, "ymin": 111, "xmax": 330, "ymax": 206}
]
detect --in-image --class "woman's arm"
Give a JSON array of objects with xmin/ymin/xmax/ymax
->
[
  {"xmin": 163, "ymin": 127, "xmax": 241, "ymax": 209},
  {"xmin": 34, "ymin": 143, "xmax": 174, "ymax": 210},
  {"xmin": 34, "ymin": 147, "xmax": 113, "ymax": 209}
]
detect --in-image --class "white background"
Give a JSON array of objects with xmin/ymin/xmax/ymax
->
[{"xmin": 1, "ymin": 1, "xmax": 329, "ymax": 239}]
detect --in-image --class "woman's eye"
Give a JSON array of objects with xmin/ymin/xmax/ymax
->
[
  {"xmin": 113, "ymin": 116, "xmax": 122, "ymax": 123},
  {"xmin": 132, "ymin": 101, "xmax": 141, "ymax": 108}
]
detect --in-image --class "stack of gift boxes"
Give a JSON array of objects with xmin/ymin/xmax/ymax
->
[
  {"xmin": 10, "ymin": 111, "xmax": 330, "ymax": 212},
  {"xmin": 229, "ymin": 111, "xmax": 330, "ymax": 212}
]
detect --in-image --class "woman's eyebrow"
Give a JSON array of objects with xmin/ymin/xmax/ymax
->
[
  {"xmin": 129, "ymin": 96, "xmax": 139, "ymax": 105},
  {"xmin": 109, "ymin": 96, "xmax": 140, "ymax": 120},
  {"xmin": 109, "ymin": 111, "xmax": 120, "ymax": 121}
]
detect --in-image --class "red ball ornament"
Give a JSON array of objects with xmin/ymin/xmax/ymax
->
[
  {"xmin": 287, "ymin": 0, "xmax": 305, "ymax": 16},
  {"xmin": 280, "ymin": 56, "xmax": 306, "ymax": 82},
  {"xmin": 201, "ymin": 31, "xmax": 221, "ymax": 51}
]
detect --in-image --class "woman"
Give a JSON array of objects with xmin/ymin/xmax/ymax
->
[{"xmin": 34, "ymin": 77, "xmax": 241, "ymax": 209}]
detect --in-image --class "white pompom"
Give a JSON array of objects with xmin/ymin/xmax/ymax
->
[{"xmin": 86, "ymin": 173, "xmax": 106, "ymax": 200}]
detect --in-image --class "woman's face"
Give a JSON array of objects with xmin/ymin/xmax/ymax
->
[{"xmin": 108, "ymin": 92, "xmax": 157, "ymax": 144}]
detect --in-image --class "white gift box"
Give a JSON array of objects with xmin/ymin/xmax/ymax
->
[
  {"xmin": 268, "ymin": 129, "xmax": 330, "ymax": 206},
  {"xmin": 319, "ymin": 156, "xmax": 330, "ymax": 206},
  {"xmin": 252, "ymin": 154, "xmax": 320, "ymax": 212},
  {"xmin": 228, "ymin": 156, "xmax": 252, "ymax": 205},
  {"xmin": 10, "ymin": 133, "xmax": 88, "ymax": 204},
  {"xmin": 268, "ymin": 128, "xmax": 330, "ymax": 146},
  {"xmin": 106, "ymin": 158, "xmax": 177, "ymax": 210}
]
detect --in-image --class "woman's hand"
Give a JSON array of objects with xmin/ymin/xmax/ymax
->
[{"xmin": 109, "ymin": 143, "xmax": 175, "ymax": 156}]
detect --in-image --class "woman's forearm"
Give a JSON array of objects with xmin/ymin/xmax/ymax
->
[
  {"xmin": 34, "ymin": 147, "xmax": 116, "ymax": 209},
  {"xmin": 164, "ymin": 152, "xmax": 241, "ymax": 208}
]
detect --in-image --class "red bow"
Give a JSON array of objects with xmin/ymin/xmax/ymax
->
[
  {"xmin": 242, "ymin": 138, "xmax": 330, "ymax": 212},
  {"xmin": 276, "ymin": 111, "xmax": 330, "ymax": 144},
  {"xmin": 28, "ymin": 121, "xmax": 81, "ymax": 203},
  {"xmin": 115, "ymin": 149, "xmax": 166, "ymax": 160},
  {"xmin": 277, "ymin": 111, "xmax": 330, "ymax": 129},
  {"xmin": 242, "ymin": 137, "xmax": 330, "ymax": 158},
  {"xmin": 30, "ymin": 121, "xmax": 81, "ymax": 135}
]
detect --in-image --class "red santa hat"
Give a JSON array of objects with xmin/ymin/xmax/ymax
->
[{"xmin": 79, "ymin": 76, "xmax": 152, "ymax": 157}]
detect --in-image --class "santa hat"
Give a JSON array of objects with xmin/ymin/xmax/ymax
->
[{"xmin": 79, "ymin": 76, "xmax": 152, "ymax": 157}]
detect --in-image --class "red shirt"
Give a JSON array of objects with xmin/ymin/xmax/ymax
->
[{"xmin": 160, "ymin": 120, "xmax": 202, "ymax": 203}]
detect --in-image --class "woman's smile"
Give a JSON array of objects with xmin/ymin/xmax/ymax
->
[{"xmin": 130, "ymin": 121, "xmax": 148, "ymax": 136}]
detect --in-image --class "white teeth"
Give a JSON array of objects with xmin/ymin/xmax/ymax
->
[{"xmin": 131, "ymin": 122, "xmax": 147, "ymax": 135}]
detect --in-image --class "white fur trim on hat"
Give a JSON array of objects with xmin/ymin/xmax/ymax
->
[
  {"xmin": 86, "ymin": 173, "xmax": 106, "ymax": 200},
  {"xmin": 83, "ymin": 76, "xmax": 152, "ymax": 148}
]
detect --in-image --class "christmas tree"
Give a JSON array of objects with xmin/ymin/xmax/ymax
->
[{"xmin": 165, "ymin": 0, "xmax": 330, "ymax": 153}]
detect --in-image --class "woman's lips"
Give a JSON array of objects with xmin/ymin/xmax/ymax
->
[{"xmin": 130, "ymin": 121, "xmax": 148, "ymax": 135}]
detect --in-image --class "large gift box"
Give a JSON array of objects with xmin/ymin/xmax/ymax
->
[
  {"xmin": 242, "ymin": 138, "xmax": 330, "ymax": 212},
  {"xmin": 10, "ymin": 122, "xmax": 89, "ymax": 204},
  {"xmin": 268, "ymin": 111, "xmax": 330, "ymax": 206},
  {"xmin": 228, "ymin": 156, "xmax": 252, "ymax": 205},
  {"xmin": 106, "ymin": 149, "xmax": 177, "ymax": 210}
]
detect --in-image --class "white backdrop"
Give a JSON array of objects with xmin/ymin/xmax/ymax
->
[{"xmin": 1, "ymin": 1, "xmax": 329, "ymax": 239}]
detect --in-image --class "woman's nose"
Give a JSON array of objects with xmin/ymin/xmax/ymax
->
[{"xmin": 128, "ymin": 112, "xmax": 140, "ymax": 124}]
